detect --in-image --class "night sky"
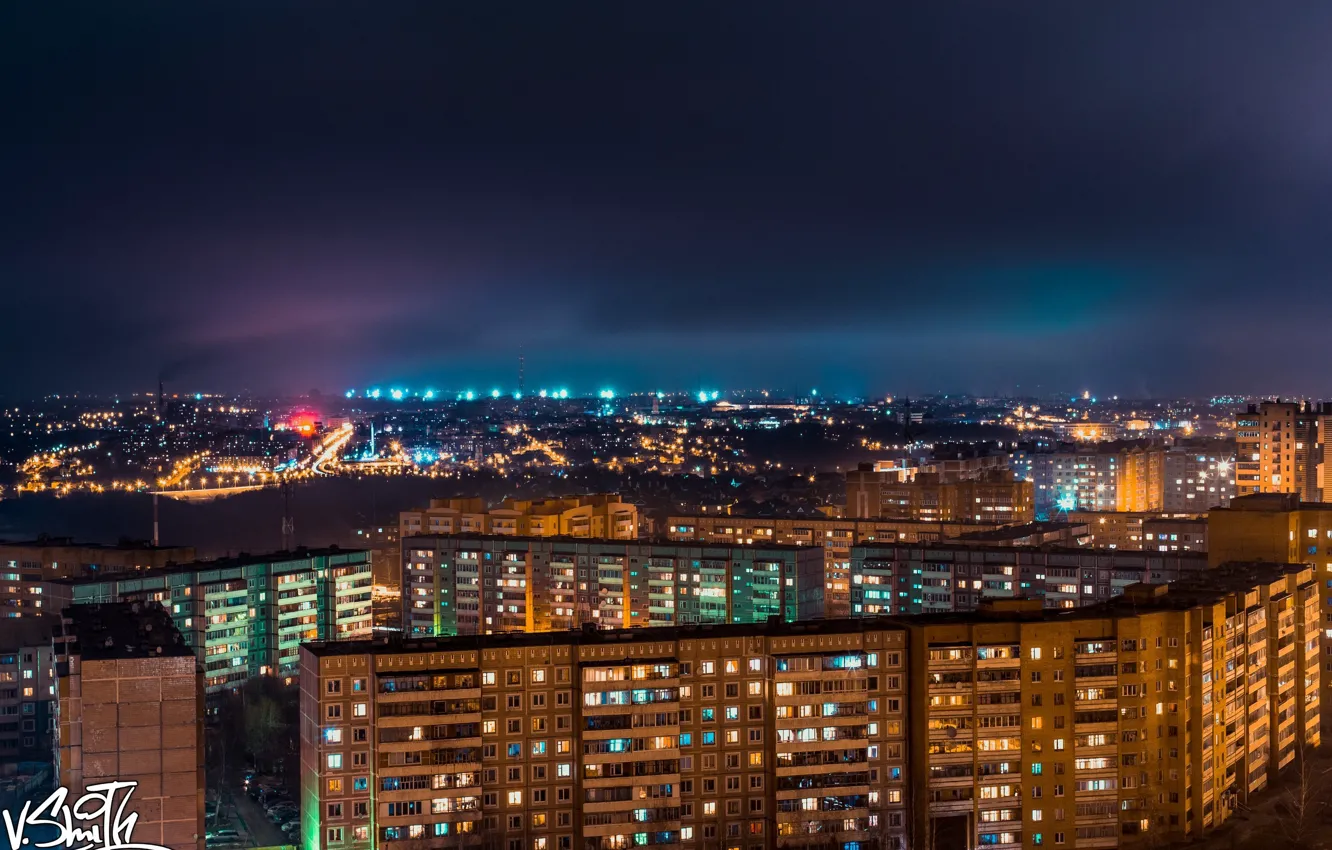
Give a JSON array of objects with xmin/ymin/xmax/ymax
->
[{"xmin": 4, "ymin": 3, "xmax": 1332, "ymax": 398}]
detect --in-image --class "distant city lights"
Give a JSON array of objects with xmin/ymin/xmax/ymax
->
[
  {"xmin": 539, "ymin": 389, "xmax": 548, "ymax": 398},
  {"xmin": 491, "ymin": 389, "xmax": 501, "ymax": 399}
]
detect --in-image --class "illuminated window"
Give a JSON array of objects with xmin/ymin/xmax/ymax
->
[{"xmin": 508, "ymin": 791, "xmax": 523, "ymax": 806}]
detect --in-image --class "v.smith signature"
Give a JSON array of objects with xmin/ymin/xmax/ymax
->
[{"xmin": 2, "ymin": 781, "xmax": 171, "ymax": 850}]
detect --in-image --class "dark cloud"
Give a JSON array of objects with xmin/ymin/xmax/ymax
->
[{"xmin": 3, "ymin": 2, "xmax": 1331, "ymax": 396}]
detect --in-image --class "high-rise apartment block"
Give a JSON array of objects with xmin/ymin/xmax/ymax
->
[
  {"xmin": 1068, "ymin": 512, "xmax": 1208, "ymax": 553},
  {"xmin": 1162, "ymin": 445, "xmax": 1235, "ymax": 512},
  {"xmin": 842, "ymin": 543, "xmax": 1207, "ymax": 617},
  {"xmin": 1208, "ymin": 493, "xmax": 1332, "ymax": 730},
  {"xmin": 51, "ymin": 547, "xmax": 372, "ymax": 693},
  {"xmin": 401, "ymin": 495, "xmax": 637, "ymax": 541},
  {"xmin": 1024, "ymin": 441, "xmax": 1235, "ymax": 515},
  {"xmin": 0, "ymin": 538, "xmax": 195, "ymax": 619},
  {"xmin": 845, "ymin": 467, "xmax": 1033, "ymax": 524},
  {"xmin": 402, "ymin": 536, "xmax": 822, "ymax": 636},
  {"xmin": 1234, "ymin": 401, "xmax": 1318, "ymax": 499},
  {"xmin": 666, "ymin": 515, "xmax": 998, "ymax": 618},
  {"xmin": 56, "ymin": 602, "xmax": 204, "ymax": 850},
  {"xmin": 907, "ymin": 562, "xmax": 1318, "ymax": 849},
  {"xmin": 300, "ymin": 560, "xmax": 1316, "ymax": 850},
  {"xmin": 301, "ymin": 619, "xmax": 910, "ymax": 850},
  {"xmin": 0, "ymin": 618, "xmax": 56, "ymax": 766}
]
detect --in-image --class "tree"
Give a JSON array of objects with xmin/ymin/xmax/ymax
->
[
  {"xmin": 245, "ymin": 692, "xmax": 285, "ymax": 770},
  {"xmin": 1276, "ymin": 736, "xmax": 1330, "ymax": 850}
]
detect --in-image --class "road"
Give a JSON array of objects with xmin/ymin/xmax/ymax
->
[
  {"xmin": 226, "ymin": 783, "xmax": 291, "ymax": 847},
  {"xmin": 311, "ymin": 423, "xmax": 355, "ymax": 475}
]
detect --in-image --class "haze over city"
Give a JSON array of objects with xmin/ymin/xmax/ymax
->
[{"xmin": 8, "ymin": 3, "xmax": 1332, "ymax": 396}]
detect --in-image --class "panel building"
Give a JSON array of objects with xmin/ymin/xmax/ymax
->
[
  {"xmin": 0, "ymin": 539, "xmax": 195, "ymax": 620},
  {"xmin": 906, "ymin": 561, "xmax": 1319, "ymax": 849},
  {"xmin": 1207, "ymin": 493, "xmax": 1332, "ymax": 730},
  {"xmin": 402, "ymin": 536, "xmax": 823, "ymax": 636},
  {"xmin": 51, "ymin": 547, "xmax": 372, "ymax": 693},
  {"xmin": 56, "ymin": 602, "xmax": 204, "ymax": 850},
  {"xmin": 845, "ymin": 467, "xmax": 1033, "ymax": 525},
  {"xmin": 301, "ymin": 618, "xmax": 911, "ymax": 850},
  {"xmin": 1234, "ymin": 401, "xmax": 1318, "ymax": 500},
  {"xmin": 401, "ymin": 495, "xmax": 638, "ymax": 541},
  {"xmin": 299, "ymin": 560, "xmax": 1317, "ymax": 850},
  {"xmin": 1023, "ymin": 441, "xmax": 1235, "ymax": 515},
  {"xmin": 841, "ymin": 543, "xmax": 1208, "ymax": 619},
  {"xmin": 665, "ymin": 515, "xmax": 999, "ymax": 618},
  {"xmin": 0, "ymin": 618, "xmax": 56, "ymax": 767}
]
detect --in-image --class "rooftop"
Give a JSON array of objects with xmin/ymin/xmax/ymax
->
[
  {"xmin": 59, "ymin": 602, "xmax": 195, "ymax": 661},
  {"xmin": 51, "ymin": 545, "xmax": 369, "ymax": 585},
  {"xmin": 402, "ymin": 533, "xmax": 818, "ymax": 554},
  {"xmin": 1214, "ymin": 493, "xmax": 1332, "ymax": 513},
  {"xmin": 0, "ymin": 538, "xmax": 192, "ymax": 552},
  {"xmin": 953, "ymin": 521, "xmax": 1087, "ymax": 543},
  {"xmin": 304, "ymin": 560, "xmax": 1307, "ymax": 656}
]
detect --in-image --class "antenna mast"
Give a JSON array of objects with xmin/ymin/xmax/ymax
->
[{"xmin": 282, "ymin": 480, "xmax": 294, "ymax": 551}]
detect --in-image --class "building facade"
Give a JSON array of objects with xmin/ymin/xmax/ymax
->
[
  {"xmin": 907, "ymin": 561, "xmax": 1319, "ymax": 850},
  {"xmin": 52, "ymin": 547, "xmax": 372, "ymax": 693},
  {"xmin": 300, "ymin": 560, "xmax": 1317, "ymax": 850},
  {"xmin": 56, "ymin": 602, "xmax": 204, "ymax": 850},
  {"xmin": 301, "ymin": 619, "xmax": 911, "ymax": 850},
  {"xmin": 402, "ymin": 536, "xmax": 824, "ymax": 636},
  {"xmin": 1234, "ymin": 401, "xmax": 1318, "ymax": 500},
  {"xmin": 845, "ymin": 468, "xmax": 1033, "ymax": 526},
  {"xmin": 842, "ymin": 544, "xmax": 1208, "ymax": 619},
  {"xmin": 1161, "ymin": 444, "xmax": 1235, "ymax": 512},
  {"xmin": 0, "ymin": 539, "xmax": 195, "ymax": 620},
  {"xmin": 400, "ymin": 495, "xmax": 638, "ymax": 541},
  {"xmin": 665, "ymin": 515, "xmax": 999, "ymax": 618},
  {"xmin": 1208, "ymin": 494, "xmax": 1332, "ymax": 731},
  {"xmin": 1069, "ymin": 513, "xmax": 1207, "ymax": 552},
  {"xmin": 0, "ymin": 619, "xmax": 56, "ymax": 768}
]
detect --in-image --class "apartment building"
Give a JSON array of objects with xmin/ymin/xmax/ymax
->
[
  {"xmin": 1234, "ymin": 401, "xmax": 1318, "ymax": 499},
  {"xmin": 51, "ymin": 547, "xmax": 372, "ymax": 693},
  {"xmin": 1141, "ymin": 518, "xmax": 1207, "ymax": 553},
  {"xmin": 666, "ymin": 515, "xmax": 998, "ymax": 618},
  {"xmin": 906, "ymin": 561, "xmax": 1319, "ymax": 849},
  {"xmin": 1207, "ymin": 493, "xmax": 1332, "ymax": 730},
  {"xmin": 400, "ymin": 495, "xmax": 638, "ymax": 541},
  {"xmin": 0, "ymin": 618, "xmax": 56, "ymax": 767},
  {"xmin": 1162, "ymin": 444, "xmax": 1235, "ymax": 512},
  {"xmin": 1024, "ymin": 440, "xmax": 1234, "ymax": 515},
  {"xmin": 841, "ymin": 543, "xmax": 1208, "ymax": 618},
  {"xmin": 1068, "ymin": 512, "xmax": 1204, "ymax": 551},
  {"xmin": 300, "ymin": 618, "xmax": 911, "ymax": 850},
  {"xmin": 402, "ymin": 536, "xmax": 824, "ymax": 636},
  {"xmin": 300, "ymin": 560, "xmax": 1317, "ymax": 850},
  {"xmin": 0, "ymin": 538, "xmax": 195, "ymax": 619},
  {"xmin": 845, "ymin": 468, "xmax": 1034, "ymax": 525},
  {"xmin": 56, "ymin": 602, "xmax": 204, "ymax": 850}
]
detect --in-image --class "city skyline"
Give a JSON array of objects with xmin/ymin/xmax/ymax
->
[{"xmin": 8, "ymin": 4, "xmax": 1332, "ymax": 395}]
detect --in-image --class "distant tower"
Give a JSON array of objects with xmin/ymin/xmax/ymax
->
[
  {"xmin": 901, "ymin": 396, "xmax": 911, "ymax": 443},
  {"xmin": 157, "ymin": 378, "xmax": 164, "ymax": 419},
  {"xmin": 518, "ymin": 347, "xmax": 525, "ymax": 395}
]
